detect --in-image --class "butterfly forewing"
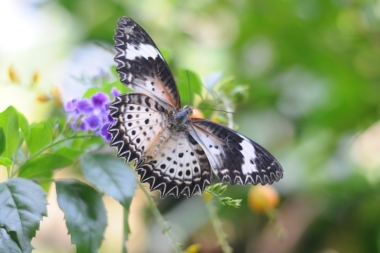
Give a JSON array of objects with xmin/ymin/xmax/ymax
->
[
  {"xmin": 189, "ymin": 118, "xmax": 283, "ymax": 185},
  {"xmin": 136, "ymin": 131, "xmax": 212, "ymax": 198},
  {"xmin": 109, "ymin": 16, "xmax": 284, "ymax": 198},
  {"xmin": 109, "ymin": 93, "xmax": 169, "ymax": 163},
  {"xmin": 114, "ymin": 17, "xmax": 181, "ymax": 110}
]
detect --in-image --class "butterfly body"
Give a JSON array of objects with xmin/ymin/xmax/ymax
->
[{"xmin": 109, "ymin": 17, "xmax": 284, "ymax": 198}]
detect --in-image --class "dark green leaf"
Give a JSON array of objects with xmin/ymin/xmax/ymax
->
[
  {"xmin": 0, "ymin": 106, "xmax": 21, "ymax": 159},
  {"xmin": 26, "ymin": 122, "xmax": 53, "ymax": 155},
  {"xmin": 56, "ymin": 180, "xmax": 107, "ymax": 253},
  {"xmin": 18, "ymin": 153, "xmax": 74, "ymax": 179},
  {"xmin": 0, "ymin": 127, "xmax": 5, "ymax": 156},
  {"xmin": 82, "ymin": 154, "xmax": 136, "ymax": 252},
  {"xmin": 38, "ymin": 171, "xmax": 53, "ymax": 193},
  {"xmin": 175, "ymin": 69, "xmax": 203, "ymax": 106},
  {"xmin": 0, "ymin": 228, "xmax": 24, "ymax": 253},
  {"xmin": 0, "ymin": 178, "xmax": 47, "ymax": 253},
  {"xmin": 82, "ymin": 154, "xmax": 136, "ymax": 208}
]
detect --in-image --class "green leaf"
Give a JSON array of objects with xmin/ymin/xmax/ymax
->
[
  {"xmin": 0, "ymin": 106, "xmax": 21, "ymax": 159},
  {"xmin": 0, "ymin": 178, "xmax": 47, "ymax": 252},
  {"xmin": 25, "ymin": 122, "xmax": 53, "ymax": 155},
  {"xmin": 0, "ymin": 127, "xmax": 5, "ymax": 156},
  {"xmin": 176, "ymin": 69, "xmax": 203, "ymax": 106},
  {"xmin": 82, "ymin": 154, "xmax": 136, "ymax": 208},
  {"xmin": 159, "ymin": 47, "xmax": 172, "ymax": 64},
  {"xmin": 17, "ymin": 112, "xmax": 29, "ymax": 139},
  {"xmin": 0, "ymin": 157, "xmax": 13, "ymax": 168},
  {"xmin": 55, "ymin": 147, "xmax": 84, "ymax": 160},
  {"xmin": 71, "ymin": 136, "xmax": 104, "ymax": 152},
  {"xmin": 56, "ymin": 180, "xmax": 107, "ymax": 253},
  {"xmin": 18, "ymin": 153, "xmax": 74, "ymax": 179}
]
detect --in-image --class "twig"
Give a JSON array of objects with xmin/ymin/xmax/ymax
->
[
  {"xmin": 138, "ymin": 182, "xmax": 183, "ymax": 253},
  {"xmin": 205, "ymin": 200, "xmax": 233, "ymax": 253}
]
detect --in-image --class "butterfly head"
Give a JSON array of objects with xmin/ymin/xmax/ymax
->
[
  {"xmin": 182, "ymin": 105, "xmax": 193, "ymax": 116},
  {"xmin": 168, "ymin": 105, "xmax": 193, "ymax": 131}
]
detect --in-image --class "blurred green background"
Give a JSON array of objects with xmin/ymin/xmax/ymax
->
[{"xmin": 1, "ymin": 0, "xmax": 380, "ymax": 252}]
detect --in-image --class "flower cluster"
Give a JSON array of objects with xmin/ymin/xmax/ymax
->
[{"xmin": 65, "ymin": 88, "xmax": 120, "ymax": 142}]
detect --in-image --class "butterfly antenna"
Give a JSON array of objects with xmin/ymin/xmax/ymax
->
[
  {"xmin": 197, "ymin": 107, "xmax": 234, "ymax": 114},
  {"xmin": 186, "ymin": 70, "xmax": 193, "ymax": 106}
]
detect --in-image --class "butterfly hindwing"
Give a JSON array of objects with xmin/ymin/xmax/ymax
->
[
  {"xmin": 108, "ymin": 93, "xmax": 169, "ymax": 163},
  {"xmin": 189, "ymin": 118, "xmax": 283, "ymax": 185},
  {"xmin": 114, "ymin": 17, "xmax": 181, "ymax": 110},
  {"xmin": 136, "ymin": 130, "xmax": 212, "ymax": 198}
]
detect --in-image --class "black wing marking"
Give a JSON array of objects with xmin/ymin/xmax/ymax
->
[{"xmin": 189, "ymin": 118, "xmax": 283, "ymax": 185}]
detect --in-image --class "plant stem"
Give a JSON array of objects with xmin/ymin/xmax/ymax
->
[
  {"xmin": 221, "ymin": 97, "xmax": 234, "ymax": 129},
  {"xmin": 205, "ymin": 200, "xmax": 233, "ymax": 253},
  {"xmin": 138, "ymin": 182, "xmax": 182, "ymax": 253},
  {"xmin": 122, "ymin": 206, "xmax": 130, "ymax": 253},
  {"xmin": 11, "ymin": 134, "xmax": 96, "ymax": 177}
]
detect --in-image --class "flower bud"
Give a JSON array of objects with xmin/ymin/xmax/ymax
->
[
  {"xmin": 248, "ymin": 185, "xmax": 279, "ymax": 213},
  {"xmin": 189, "ymin": 108, "xmax": 204, "ymax": 119}
]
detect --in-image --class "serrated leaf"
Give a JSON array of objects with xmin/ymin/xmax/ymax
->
[
  {"xmin": 26, "ymin": 122, "xmax": 53, "ymax": 155},
  {"xmin": 81, "ymin": 154, "xmax": 136, "ymax": 251},
  {"xmin": 0, "ymin": 228, "xmax": 24, "ymax": 253},
  {"xmin": 18, "ymin": 153, "xmax": 74, "ymax": 179},
  {"xmin": 56, "ymin": 180, "xmax": 107, "ymax": 253},
  {"xmin": 176, "ymin": 69, "xmax": 203, "ymax": 106},
  {"xmin": 0, "ymin": 127, "xmax": 5, "ymax": 156},
  {"xmin": 82, "ymin": 154, "xmax": 136, "ymax": 208},
  {"xmin": 0, "ymin": 178, "xmax": 47, "ymax": 253},
  {"xmin": 0, "ymin": 157, "xmax": 13, "ymax": 168},
  {"xmin": 0, "ymin": 106, "xmax": 21, "ymax": 159}
]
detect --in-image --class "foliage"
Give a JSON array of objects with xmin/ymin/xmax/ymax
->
[
  {"xmin": 0, "ymin": 101, "xmax": 137, "ymax": 252},
  {"xmin": 0, "ymin": 66, "xmax": 243, "ymax": 252},
  {"xmin": 1, "ymin": 0, "xmax": 380, "ymax": 252}
]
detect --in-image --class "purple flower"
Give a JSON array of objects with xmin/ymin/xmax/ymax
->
[
  {"xmin": 91, "ymin": 92, "xmax": 109, "ymax": 108},
  {"xmin": 100, "ymin": 123, "xmax": 112, "ymax": 142},
  {"xmin": 71, "ymin": 120, "xmax": 88, "ymax": 131},
  {"xmin": 111, "ymin": 87, "xmax": 120, "ymax": 98},
  {"xmin": 77, "ymin": 99, "xmax": 93, "ymax": 114},
  {"xmin": 64, "ymin": 88, "xmax": 121, "ymax": 142},
  {"xmin": 84, "ymin": 115, "xmax": 102, "ymax": 130},
  {"xmin": 65, "ymin": 99, "xmax": 78, "ymax": 112}
]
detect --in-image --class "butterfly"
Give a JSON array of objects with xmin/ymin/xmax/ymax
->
[{"xmin": 108, "ymin": 17, "xmax": 283, "ymax": 198}]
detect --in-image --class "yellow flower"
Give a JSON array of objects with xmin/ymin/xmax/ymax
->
[
  {"xmin": 36, "ymin": 94, "xmax": 51, "ymax": 102},
  {"xmin": 203, "ymin": 191, "xmax": 213, "ymax": 202},
  {"xmin": 32, "ymin": 71, "xmax": 40, "ymax": 85},
  {"xmin": 8, "ymin": 66, "xmax": 20, "ymax": 83},
  {"xmin": 185, "ymin": 243, "xmax": 201, "ymax": 253}
]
